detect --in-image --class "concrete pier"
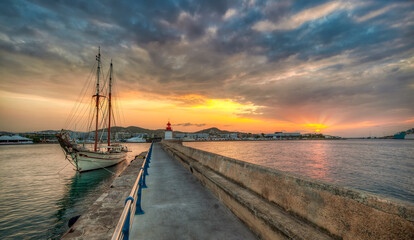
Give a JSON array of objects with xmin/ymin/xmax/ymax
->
[
  {"xmin": 62, "ymin": 153, "xmax": 147, "ymax": 239},
  {"xmin": 62, "ymin": 141, "xmax": 414, "ymax": 240},
  {"xmin": 162, "ymin": 141, "xmax": 414, "ymax": 240},
  {"xmin": 130, "ymin": 143, "xmax": 257, "ymax": 239}
]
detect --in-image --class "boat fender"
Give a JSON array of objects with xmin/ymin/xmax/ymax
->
[{"xmin": 68, "ymin": 215, "xmax": 81, "ymax": 228}]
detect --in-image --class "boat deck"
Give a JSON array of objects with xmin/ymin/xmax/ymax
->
[{"xmin": 129, "ymin": 143, "xmax": 257, "ymax": 239}]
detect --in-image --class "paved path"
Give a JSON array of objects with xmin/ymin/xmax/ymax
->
[{"xmin": 130, "ymin": 143, "xmax": 257, "ymax": 240}]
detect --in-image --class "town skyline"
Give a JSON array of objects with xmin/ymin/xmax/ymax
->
[
  {"xmin": 2, "ymin": 125, "xmax": 412, "ymax": 139},
  {"xmin": 0, "ymin": 0, "xmax": 413, "ymax": 137}
]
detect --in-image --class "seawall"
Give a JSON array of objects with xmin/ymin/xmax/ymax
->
[
  {"xmin": 61, "ymin": 153, "xmax": 146, "ymax": 240},
  {"xmin": 162, "ymin": 141, "xmax": 414, "ymax": 240}
]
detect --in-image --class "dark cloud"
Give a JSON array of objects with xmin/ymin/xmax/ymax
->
[{"xmin": 0, "ymin": 0, "xmax": 413, "ymax": 134}]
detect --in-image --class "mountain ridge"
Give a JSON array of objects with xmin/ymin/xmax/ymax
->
[{"xmin": 5, "ymin": 126, "xmax": 240, "ymax": 135}]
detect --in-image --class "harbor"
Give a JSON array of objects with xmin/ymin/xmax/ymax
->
[
  {"xmin": 2, "ymin": 138, "xmax": 413, "ymax": 239},
  {"xmin": 59, "ymin": 140, "xmax": 414, "ymax": 239},
  {"xmin": 0, "ymin": 143, "xmax": 150, "ymax": 239},
  {"xmin": 1, "ymin": 0, "xmax": 414, "ymax": 239}
]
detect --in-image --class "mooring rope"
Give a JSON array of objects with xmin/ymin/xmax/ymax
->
[
  {"xmin": 87, "ymin": 160, "xmax": 118, "ymax": 175},
  {"xmin": 57, "ymin": 162, "xmax": 70, "ymax": 174}
]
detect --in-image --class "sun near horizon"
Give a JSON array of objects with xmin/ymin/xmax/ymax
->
[{"xmin": 0, "ymin": 1, "xmax": 413, "ymax": 138}]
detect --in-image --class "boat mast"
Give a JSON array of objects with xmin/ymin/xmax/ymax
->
[
  {"xmin": 94, "ymin": 47, "xmax": 101, "ymax": 152},
  {"xmin": 108, "ymin": 59, "xmax": 112, "ymax": 148}
]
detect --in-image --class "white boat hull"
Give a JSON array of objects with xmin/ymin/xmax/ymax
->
[
  {"xmin": 405, "ymin": 134, "xmax": 414, "ymax": 140},
  {"xmin": 126, "ymin": 137, "xmax": 146, "ymax": 143},
  {"xmin": 71, "ymin": 151, "xmax": 127, "ymax": 172}
]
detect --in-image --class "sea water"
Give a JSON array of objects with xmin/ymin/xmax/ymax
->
[
  {"xmin": 185, "ymin": 139, "xmax": 414, "ymax": 203},
  {"xmin": 0, "ymin": 143, "xmax": 150, "ymax": 239}
]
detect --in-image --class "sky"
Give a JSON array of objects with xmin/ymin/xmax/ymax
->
[{"xmin": 0, "ymin": 0, "xmax": 413, "ymax": 137}]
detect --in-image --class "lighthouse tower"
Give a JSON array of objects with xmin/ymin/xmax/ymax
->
[{"xmin": 165, "ymin": 121, "xmax": 173, "ymax": 140}]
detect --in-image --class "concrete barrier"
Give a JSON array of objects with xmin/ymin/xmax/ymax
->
[
  {"xmin": 162, "ymin": 141, "xmax": 414, "ymax": 240},
  {"xmin": 62, "ymin": 153, "xmax": 146, "ymax": 240}
]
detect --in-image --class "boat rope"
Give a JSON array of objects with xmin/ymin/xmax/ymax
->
[
  {"xmin": 64, "ymin": 61, "xmax": 97, "ymax": 130},
  {"xmin": 58, "ymin": 146, "xmax": 78, "ymax": 173},
  {"xmin": 88, "ymin": 160, "xmax": 118, "ymax": 175},
  {"xmin": 57, "ymin": 162, "xmax": 70, "ymax": 174}
]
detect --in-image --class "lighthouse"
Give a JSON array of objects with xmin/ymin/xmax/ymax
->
[{"xmin": 165, "ymin": 121, "xmax": 173, "ymax": 140}]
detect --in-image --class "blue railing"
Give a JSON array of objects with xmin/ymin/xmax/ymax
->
[{"xmin": 111, "ymin": 142, "xmax": 153, "ymax": 240}]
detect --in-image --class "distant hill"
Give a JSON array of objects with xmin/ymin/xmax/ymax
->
[
  {"xmin": 106, "ymin": 126, "xmax": 238, "ymax": 135},
  {"xmin": 0, "ymin": 131, "xmax": 13, "ymax": 135},
  {"xmin": 195, "ymin": 127, "xmax": 238, "ymax": 134},
  {"xmin": 105, "ymin": 126, "xmax": 165, "ymax": 136},
  {"xmin": 10, "ymin": 126, "xmax": 242, "ymax": 136}
]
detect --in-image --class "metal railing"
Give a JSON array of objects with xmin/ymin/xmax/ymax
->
[{"xmin": 111, "ymin": 142, "xmax": 153, "ymax": 240}]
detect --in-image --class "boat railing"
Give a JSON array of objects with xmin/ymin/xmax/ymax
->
[{"xmin": 111, "ymin": 142, "xmax": 153, "ymax": 240}]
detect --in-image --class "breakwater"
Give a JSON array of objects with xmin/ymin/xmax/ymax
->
[
  {"xmin": 162, "ymin": 140, "xmax": 414, "ymax": 240},
  {"xmin": 61, "ymin": 152, "xmax": 146, "ymax": 239}
]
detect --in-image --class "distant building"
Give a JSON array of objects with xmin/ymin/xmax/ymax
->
[
  {"xmin": 219, "ymin": 133, "xmax": 239, "ymax": 140},
  {"xmin": 165, "ymin": 121, "xmax": 173, "ymax": 140},
  {"xmin": 324, "ymin": 135, "xmax": 340, "ymax": 139},
  {"xmin": 175, "ymin": 133, "xmax": 209, "ymax": 141},
  {"xmin": 0, "ymin": 135, "xmax": 33, "ymax": 144},
  {"xmin": 394, "ymin": 128, "xmax": 414, "ymax": 140},
  {"xmin": 115, "ymin": 132, "xmax": 132, "ymax": 140},
  {"xmin": 265, "ymin": 132, "xmax": 301, "ymax": 139}
]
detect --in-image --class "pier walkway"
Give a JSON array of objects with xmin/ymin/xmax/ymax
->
[{"xmin": 129, "ymin": 143, "xmax": 257, "ymax": 240}]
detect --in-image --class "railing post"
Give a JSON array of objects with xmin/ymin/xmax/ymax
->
[
  {"xmin": 147, "ymin": 144, "xmax": 152, "ymax": 164},
  {"xmin": 141, "ymin": 167, "xmax": 148, "ymax": 188},
  {"xmin": 136, "ymin": 183, "xmax": 144, "ymax": 215},
  {"xmin": 111, "ymin": 143, "xmax": 153, "ymax": 240},
  {"xmin": 122, "ymin": 197, "xmax": 134, "ymax": 240},
  {"xmin": 122, "ymin": 209, "xmax": 130, "ymax": 240}
]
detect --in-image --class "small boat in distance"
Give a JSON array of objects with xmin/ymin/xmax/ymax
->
[
  {"xmin": 57, "ymin": 48, "xmax": 128, "ymax": 172},
  {"xmin": 126, "ymin": 136, "xmax": 146, "ymax": 143}
]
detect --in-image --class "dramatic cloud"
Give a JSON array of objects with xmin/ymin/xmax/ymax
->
[
  {"xmin": 0, "ymin": 0, "xmax": 413, "ymax": 136},
  {"xmin": 252, "ymin": 1, "xmax": 345, "ymax": 32}
]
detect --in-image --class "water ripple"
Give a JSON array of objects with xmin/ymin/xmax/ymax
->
[
  {"xmin": 185, "ymin": 140, "xmax": 414, "ymax": 203},
  {"xmin": 0, "ymin": 143, "xmax": 150, "ymax": 239}
]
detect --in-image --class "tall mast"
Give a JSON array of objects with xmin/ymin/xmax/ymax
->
[
  {"xmin": 94, "ymin": 47, "xmax": 101, "ymax": 152},
  {"xmin": 108, "ymin": 59, "xmax": 112, "ymax": 147}
]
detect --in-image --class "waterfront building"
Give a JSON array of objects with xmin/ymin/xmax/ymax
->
[
  {"xmin": 126, "ymin": 136, "xmax": 146, "ymax": 143},
  {"xmin": 265, "ymin": 132, "xmax": 301, "ymax": 140},
  {"xmin": 394, "ymin": 128, "xmax": 414, "ymax": 140},
  {"xmin": 126, "ymin": 133, "xmax": 147, "ymax": 142},
  {"xmin": 175, "ymin": 133, "xmax": 209, "ymax": 140},
  {"xmin": 165, "ymin": 121, "xmax": 173, "ymax": 140},
  {"xmin": 325, "ymin": 135, "xmax": 340, "ymax": 139},
  {"xmin": 0, "ymin": 135, "xmax": 33, "ymax": 144},
  {"xmin": 219, "ymin": 133, "xmax": 239, "ymax": 140},
  {"xmin": 115, "ymin": 131, "xmax": 132, "ymax": 140},
  {"xmin": 405, "ymin": 133, "xmax": 414, "ymax": 140}
]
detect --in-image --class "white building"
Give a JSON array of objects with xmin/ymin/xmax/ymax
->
[
  {"xmin": 0, "ymin": 135, "xmax": 33, "ymax": 144},
  {"xmin": 265, "ymin": 132, "xmax": 301, "ymax": 139},
  {"xmin": 176, "ymin": 133, "xmax": 209, "ymax": 140}
]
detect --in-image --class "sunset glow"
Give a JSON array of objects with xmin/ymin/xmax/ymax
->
[
  {"xmin": 303, "ymin": 124, "xmax": 329, "ymax": 132},
  {"xmin": 0, "ymin": 1, "xmax": 413, "ymax": 137}
]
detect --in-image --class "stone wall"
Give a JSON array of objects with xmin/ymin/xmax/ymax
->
[
  {"xmin": 162, "ymin": 141, "xmax": 414, "ymax": 240},
  {"xmin": 61, "ymin": 153, "xmax": 146, "ymax": 240}
]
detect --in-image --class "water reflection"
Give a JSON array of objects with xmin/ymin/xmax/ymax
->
[
  {"xmin": 306, "ymin": 142, "xmax": 328, "ymax": 180},
  {"xmin": 185, "ymin": 140, "xmax": 414, "ymax": 203},
  {"xmin": 46, "ymin": 161, "xmax": 129, "ymax": 239},
  {"xmin": 0, "ymin": 143, "xmax": 151, "ymax": 240}
]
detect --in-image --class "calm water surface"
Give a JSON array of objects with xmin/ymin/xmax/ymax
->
[
  {"xmin": 185, "ymin": 140, "xmax": 414, "ymax": 203},
  {"xmin": 0, "ymin": 143, "xmax": 150, "ymax": 239}
]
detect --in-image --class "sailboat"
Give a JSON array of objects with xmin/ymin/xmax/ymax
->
[{"xmin": 57, "ymin": 48, "xmax": 128, "ymax": 172}]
